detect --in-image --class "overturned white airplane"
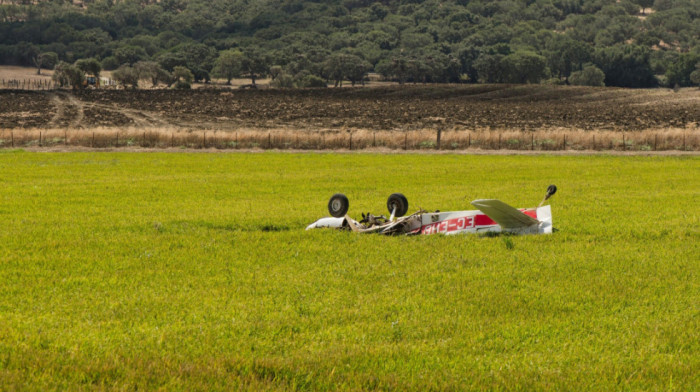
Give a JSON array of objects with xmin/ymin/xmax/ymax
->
[{"xmin": 306, "ymin": 185, "xmax": 557, "ymax": 235}]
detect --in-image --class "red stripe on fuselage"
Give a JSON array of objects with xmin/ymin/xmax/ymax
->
[
  {"xmin": 420, "ymin": 208, "xmax": 538, "ymax": 234},
  {"xmin": 473, "ymin": 214, "xmax": 496, "ymax": 226},
  {"xmin": 522, "ymin": 209, "xmax": 537, "ymax": 219},
  {"xmin": 469, "ymin": 209, "xmax": 537, "ymax": 227}
]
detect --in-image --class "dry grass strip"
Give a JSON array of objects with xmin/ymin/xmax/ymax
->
[{"xmin": 1, "ymin": 126, "xmax": 698, "ymax": 151}]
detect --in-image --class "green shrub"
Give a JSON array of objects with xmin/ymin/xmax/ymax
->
[
  {"xmin": 270, "ymin": 73, "xmax": 295, "ymax": 88},
  {"xmin": 101, "ymin": 56, "xmax": 120, "ymax": 71},
  {"xmin": 173, "ymin": 80, "xmax": 191, "ymax": 89},
  {"xmin": 570, "ymin": 65, "xmax": 606, "ymax": 86},
  {"xmin": 298, "ymin": 75, "xmax": 327, "ymax": 88}
]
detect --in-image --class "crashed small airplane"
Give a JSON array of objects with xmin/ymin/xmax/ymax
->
[{"xmin": 306, "ymin": 185, "xmax": 557, "ymax": 235}]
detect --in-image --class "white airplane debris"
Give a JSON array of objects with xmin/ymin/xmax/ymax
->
[{"xmin": 306, "ymin": 185, "xmax": 557, "ymax": 235}]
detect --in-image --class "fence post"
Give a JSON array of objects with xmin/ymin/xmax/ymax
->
[
  {"xmin": 563, "ymin": 134, "xmax": 566, "ymax": 150},
  {"xmin": 654, "ymin": 134, "xmax": 657, "ymax": 151},
  {"xmin": 39, "ymin": 131, "xmax": 42, "ymax": 147},
  {"xmin": 468, "ymin": 133, "xmax": 471, "ymax": 149},
  {"xmin": 116, "ymin": 133, "xmax": 118, "ymax": 147},
  {"xmin": 404, "ymin": 132, "xmax": 408, "ymax": 150},
  {"xmin": 498, "ymin": 133, "xmax": 501, "ymax": 150},
  {"xmin": 373, "ymin": 131, "xmax": 376, "ymax": 147},
  {"xmin": 65, "ymin": 130, "xmax": 67, "ymax": 145},
  {"xmin": 622, "ymin": 133, "xmax": 625, "ymax": 151},
  {"xmin": 202, "ymin": 132, "xmax": 206, "ymax": 148},
  {"xmin": 171, "ymin": 133, "xmax": 174, "ymax": 148},
  {"xmin": 682, "ymin": 134, "xmax": 686, "ymax": 151},
  {"xmin": 349, "ymin": 132, "xmax": 352, "ymax": 150},
  {"xmin": 268, "ymin": 132, "xmax": 271, "ymax": 149},
  {"xmin": 592, "ymin": 135, "xmax": 595, "ymax": 150},
  {"xmin": 11, "ymin": 131, "xmax": 14, "ymax": 147},
  {"xmin": 92, "ymin": 132, "xmax": 95, "ymax": 148},
  {"xmin": 531, "ymin": 133, "xmax": 534, "ymax": 150}
]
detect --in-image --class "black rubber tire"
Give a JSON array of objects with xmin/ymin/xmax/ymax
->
[
  {"xmin": 328, "ymin": 193, "xmax": 349, "ymax": 217},
  {"xmin": 547, "ymin": 184, "xmax": 557, "ymax": 197},
  {"xmin": 387, "ymin": 193, "xmax": 409, "ymax": 217}
]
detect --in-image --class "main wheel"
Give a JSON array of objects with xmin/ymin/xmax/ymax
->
[
  {"xmin": 387, "ymin": 193, "xmax": 409, "ymax": 217},
  {"xmin": 328, "ymin": 193, "xmax": 349, "ymax": 217}
]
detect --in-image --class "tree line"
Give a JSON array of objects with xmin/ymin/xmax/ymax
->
[{"xmin": 1, "ymin": 0, "xmax": 698, "ymax": 88}]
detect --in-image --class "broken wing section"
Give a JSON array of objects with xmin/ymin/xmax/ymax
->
[
  {"xmin": 306, "ymin": 217, "xmax": 346, "ymax": 230},
  {"xmin": 306, "ymin": 213, "xmax": 422, "ymax": 235},
  {"xmin": 470, "ymin": 199, "xmax": 539, "ymax": 231}
]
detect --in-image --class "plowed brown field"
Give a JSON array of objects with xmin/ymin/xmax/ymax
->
[{"xmin": 1, "ymin": 85, "xmax": 698, "ymax": 131}]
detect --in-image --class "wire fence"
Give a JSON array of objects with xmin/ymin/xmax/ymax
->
[
  {"xmin": 1, "ymin": 79, "xmax": 58, "ymax": 90},
  {"xmin": 0, "ymin": 78, "xmax": 117, "ymax": 90},
  {"xmin": 0, "ymin": 128, "xmax": 697, "ymax": 151}
]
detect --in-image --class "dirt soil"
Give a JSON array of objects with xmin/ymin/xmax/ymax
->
[{"xmin": 1, "ymin": 85, "xmax": 698, "ymax": 130}]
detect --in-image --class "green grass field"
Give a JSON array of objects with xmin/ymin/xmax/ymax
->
[{"xmin": 0, "ymin": 151, "xmax": 698, "ymax": 391}]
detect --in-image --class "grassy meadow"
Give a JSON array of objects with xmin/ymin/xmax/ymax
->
[{"xmin": 0, "ymin": 151, "xmax": 698, "ymax": 390}]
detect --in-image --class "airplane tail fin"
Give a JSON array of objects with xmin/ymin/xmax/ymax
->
[{"xmin": 470, "ymin": 199, "xmax": 539, "ymax": 229}]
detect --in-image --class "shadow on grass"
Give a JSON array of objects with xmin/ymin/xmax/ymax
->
[{"xmin": 155, "ymin": 220, "xmax": 290, "ymax": 233}]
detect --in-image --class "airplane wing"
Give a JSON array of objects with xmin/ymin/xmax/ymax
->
[{"xmin": 470, "ymin": 199, "xmax": 539, "ymax": 229}]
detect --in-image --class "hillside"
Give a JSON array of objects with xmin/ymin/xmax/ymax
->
[{"xmin": 0, "ymin": 0, "xmax": 699, "ymax": 88}]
